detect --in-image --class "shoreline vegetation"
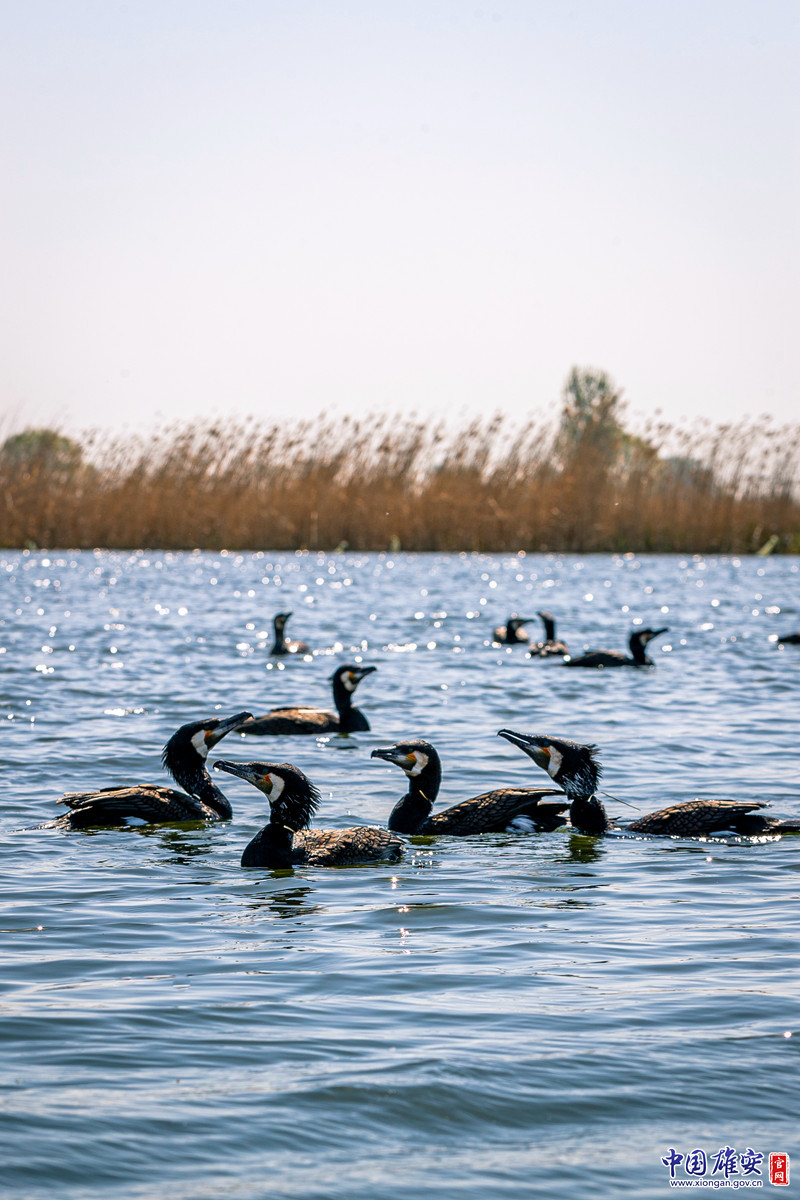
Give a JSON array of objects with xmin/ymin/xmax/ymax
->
[{"xmin": 2, "ymin": 369, "xmax": 799, "ymax": 554}]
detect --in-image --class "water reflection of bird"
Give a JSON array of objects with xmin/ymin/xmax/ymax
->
[
  {"xmin": 371, "ymin": 738, "xmax": 568, "ymax": 835},
  {"xmin": 527, "ymin": 611, "xmax": 569, "ymax": 658},
  {"xmin": 564, "ymin": 627, "xmax": 667, "ymax": 669},
  {"xmin": 240, "ymin": 664, "xmax": 376, "ymax": 735},
  {"xmin": 52, "ymin": 712, "xmax": 252, "ymax": 829},
  {"xmin": 493, "ymin": 615, "xmax": 533, "ymax": 644},
  {"xmin": 214, "ymin": 759, "xmax": 404, "ymax": 867},
  {"xmin": 270, "ymin": 611, "xmax": 310, "ymax": 656},
  {"xmin": 498, "ymin": 729, "xmax": 800, "ymax": 838}
]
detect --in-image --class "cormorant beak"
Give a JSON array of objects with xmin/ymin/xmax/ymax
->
[
  {"xmin": 214, "ymin": 759, "xmax": 271, "ymax": 791},
  {"xmin": 354, "ymin": 665, "xmax": 377, "ymax": 680},
  {"xmin": 644, "ymin": 627, "xmax": 668, "ymax": 641},
  {"xmin": 371, "ymin": 746, "xmax": 415, "ymax": 771},
  {"xmin": 497, "ymin": 728, "xmax": 552, "ymax": 769},
  {"xmin": 204, "ymin": 711, "xmax": 254, "ymax": 747}
]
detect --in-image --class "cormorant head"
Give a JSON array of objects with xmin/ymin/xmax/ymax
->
[
  {"xmin": 371, "ymin": 738, "xmax": 442, "ymax": 804},
  {"xmin": 632, "ymin": 626, "xmax": 668, "ymax": 647},
  {"xmin": 161, "ymin": 711, "xmax": 253, "ymax": 779},
  {"xmin": 371, "ymin": 739, "xmax": 439, "ymax": 778},
  {"xmin": 507, "ymin": 616, "xmax": 532, "ymax": 635},
  {"xmin": 213, "ymin": 760, "xmax": 320, "ymax": 829},
  {"xmin": 497, "ymin": 729, "xmax": 601, "ymax": 799},
  {"xmin": 331, "ymin": 664, "xmax": 377, "ymax": 694},
  {"xmin": 273, "ymin": 611, "xmax": 292, "ymax": 631}
]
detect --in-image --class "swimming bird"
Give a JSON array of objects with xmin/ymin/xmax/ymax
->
[
  {"xmin": 777, "ymin": 631, "xmax": 800, "ymax": 645},
  {"xmin": 527, "ymin": 611, "xmax": 570, "ymax": 658},
  {"xmin": 497, "ymin": 729, "xmax": 800, "ymax": 838},
  {"xmin": 564, "ymin": 627, "xmax": 668, "ymax": 669},
  {"xmin": 270, "ymin": 611, "xmax": 310, "ymax": 656},
  {"xmin": 493, "ymin": 615, "xmax": 534, "ymax": 644},
  {"xmin": 239, "ymin": 664, "xmax": 377, "ymax": 735},
  {"xmin": 370, "ymin": 738, "xmax": 569, "ymax": 835},
  {"xmin": 214, "ymin": 759, "xmax": 404, "ymax": 867},
  {"xmin": 52, "ymin": 711, "xmax": 253, "ymax": 829}
]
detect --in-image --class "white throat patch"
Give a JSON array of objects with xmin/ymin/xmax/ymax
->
[
  {"xmin": 546, "ymin": 746, "xmax": 563, "ymax": 780},
  {"xmin": 408, "ymin": 751, "xmax": 429, "ymax": 777},
  {"xmin": 192, "ymin": 729, "xmax": 210, "ymax": 759},
  {"xmin": 267, "ymin": 774, "xmax": 285, "ymax": 801},
  {"xmin": 342, "ymin": 672, "xmax": 357, "ymax": 693}
]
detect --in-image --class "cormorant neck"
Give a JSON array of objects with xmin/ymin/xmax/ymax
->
[
  {"xmin": 541, "ymin": 614, "xmax": 555, "ymax": 641},
  {"xmin": 630, "ymin": 636, "xmax": 650, "ymax": 665},
  {"xmin": 241, "ymin": 818, "xmax": 295, "ymax": 868},
  {"xmin": 388, "ymin": 758, "xmax": 441, "ymax": 833},
  {"xmin": 170, "ymin": 754, "xmax": 232, "ymax": 819},
  {"xmin": 388, "ymin": 790, "xmax": 434, "ymax": 834},
  {"xmin": 332, "ymin": 674, "xmax": 354, "ymax": 716},
  {"xmin": 193, "ymin": 770, "xmax": 233, "ymax": 819}
]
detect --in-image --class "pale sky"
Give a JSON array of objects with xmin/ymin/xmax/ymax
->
[{"xmin": 1, "ymin": 0, "xmax": 797, "ymax": 439}]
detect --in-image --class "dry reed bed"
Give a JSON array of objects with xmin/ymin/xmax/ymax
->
[{"xmin": 2, "ymin": 414, "xmax": 799, "ymax": 553}]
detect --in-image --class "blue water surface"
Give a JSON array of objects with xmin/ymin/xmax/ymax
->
[{"xmin": 1, "ymin": 550, "xmax": 798, "ymax": 1199}]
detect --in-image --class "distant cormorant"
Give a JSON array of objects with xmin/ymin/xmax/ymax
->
[
  {"xmin": 564, "ymin": 627, "xmax": 668, "ymax": 669},
  {"xmin": 527, "ymin": 611, "xmax": 569, "ymax": 658},
  {"xmin": 493, "ymin": 616, "xmax": 534, "ymax": 644},
  {"xmin": 240, "ymin": 664, "xmax": 377, "ymax": 735},
  {"xmin": 270, "ymin": 611, "xmax": 310, "ymax": 656}
]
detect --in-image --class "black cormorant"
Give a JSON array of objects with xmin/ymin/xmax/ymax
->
[
  {"xmin": 371, "ymin": 738, "xmax": 568, "ymax": 835},
  {"xmin": 270, "ymin": 611, "xmax": 310, "ymax": 656},
  {"xmin": 214, "ymin": 759, "xmax": 404, "ymax": 867},
  {"xmin": 240, "ymin": 664, "xmax": 377, "ymax": 735},
  {"xmin": 493, "ymin": 616, "xmax": 534, "ymax": 644},
  {"xmin": 527, "ymin": 611, "xmax": 569, "ymax": 658},
  {"xmin": 53, "ymin": 711, "xmax": 252, "ymax": 828},
  {"xmin": 498, "ymin": 729, "xmax": 800, "ymax": 838},
  {"xmin": 564, "ymin": 627, "xmax": 668, "ymax": 669}
]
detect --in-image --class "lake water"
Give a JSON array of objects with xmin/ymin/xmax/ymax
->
[{"xmin": 2, "ymin": 549, "xmax": 798, "ymax": 1199}]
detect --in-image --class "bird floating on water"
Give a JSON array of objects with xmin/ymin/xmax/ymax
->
[
  {"xmin": 371, "ymin": 738, "xmax": 568, "ymax": 835},
  {"xmin": 497, "ymin": 729, "xmax": 800, "ymax": 838},
  {"xmin": 527, "ymin": 611, "xmax": 569, "ymax": 659},
  {"xmin": 214, "ymin": 759, "xmax": 404, "ymax": 867},
  {"xmin": 52, "ymin": 711, "xmax": 252, "ymax": 829},
  {"xmin": 564, "ymin": 627, "xmax": 668, "ymax": 669},
  {"xmin": 239, "ymin": 664, "xmax": 377, "ymax": 735},
  {"xmin": 492, "ymin": 615, "xmax": 533, "ymax": 645},
  {"xmin": 270, "ymin": 611, "xmax": 310, "ymax": 656}
]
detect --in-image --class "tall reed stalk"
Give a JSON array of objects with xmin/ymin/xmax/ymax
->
[{"xmin": 1, "ymin": 412, "xmax": 798, "ymax": 552}]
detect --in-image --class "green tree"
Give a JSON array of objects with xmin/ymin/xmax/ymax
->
[
  {"xmin": 1, "ymin": 428, "xmax": 84, "ymax": 477},
  {"xmin": 556, "ymin": 367, "xmax": 626, "ymax": 468}
]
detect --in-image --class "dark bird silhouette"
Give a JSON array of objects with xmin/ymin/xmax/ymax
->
[
  {"xmin": 52, "ymin": 711, "xmax": 252, "ymax": 829},
  {"xmin": 527, "ymin": 611, "xmax": 570, "ymax": 658},
  {"xmin": 270, "ymin": 611, "xmax": 310, "ymax": 656},
  {"xmin": 370, "ymin": 738, "xmax": 568, "ymax": 835},
  {"xmin": 777, "ymin": 631, "xmax": 800, "ymax": 645},
  {"xmin": 497, "ymin": 728, "xmax": 800, "ymax": 838},
  {"xmin": 564, "ymin": 627, "xmax": 668, "ymax": 669},
  {"xmin": 214, "ymin": 759, "xmax": 404, "ymax": 867},
  {"xmin": 240, "ymin": 664, "xmax": 377, "ymax": 735},
  {"xmin": 493, "ymin": 615, "xmax": 534, "ymax": 644}
]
